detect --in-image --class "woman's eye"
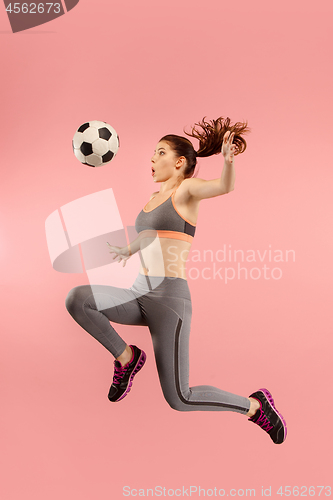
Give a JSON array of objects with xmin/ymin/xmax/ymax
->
[{"xmin": 160, "ymin": 151, "xmax": 165, "ymax": 155}]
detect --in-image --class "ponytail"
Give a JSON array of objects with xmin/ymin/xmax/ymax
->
[
  {"xmin": 160, "ymin": 116, "xmax": 250, "ymax": 179},
  {"xmin": 185, "ymin": 116, "xmax": 250, "ymax": 158}
]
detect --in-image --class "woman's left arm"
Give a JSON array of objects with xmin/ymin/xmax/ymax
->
[
  {"xmin": 186, "ymin": 131, "xmax": 237, "ymax": 200},
  {"xmin": 220, "ymin": 130, "xmax": 236, "ymax": 193}
]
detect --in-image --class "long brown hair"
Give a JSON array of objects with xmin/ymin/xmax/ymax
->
[{"xmin": 160, "ymin": 116, "xmax": 250, "ymax": 179}]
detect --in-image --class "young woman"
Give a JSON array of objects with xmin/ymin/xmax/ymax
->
[{"xmin": 65, "ymin": 117, "xmax": 287, "ymax": 444}]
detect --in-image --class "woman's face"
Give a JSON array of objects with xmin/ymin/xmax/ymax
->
[{"xmin": 151, "ymin": 141, "xmax": 183, "ymax": 182}]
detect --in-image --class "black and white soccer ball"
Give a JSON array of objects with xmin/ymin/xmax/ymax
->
[{"xmin": 72, "ymin": 121, "xmax": 119, "ymax": 167}]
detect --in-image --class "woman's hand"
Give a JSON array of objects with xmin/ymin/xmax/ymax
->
[
  {"xmin": 221, "ymin": 131, "xmax": 236, "ymax": 165},
  {"xmin": 107, "ymin": 243, "xmax": 131, "ymax": 267}
]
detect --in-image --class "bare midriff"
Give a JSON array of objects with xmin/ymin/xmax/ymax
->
[{"xmin": 138, "ymin": 235, "xmax": 192, "ymax": 280}]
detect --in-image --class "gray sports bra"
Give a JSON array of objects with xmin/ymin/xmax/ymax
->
[{"xmin": 135, "ymin": 186, "xmax": 196, "ymax": 243}]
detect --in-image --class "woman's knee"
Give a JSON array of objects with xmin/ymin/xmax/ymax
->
[
  {"xmin": 166, "ymin": 399, "xmax": 187, "ymax": 412},
  {"xmin": 162, "ymin": 391, "xmax": 187, "ymax": 412},
  {"xmin": 65, "ymin": 286, "xmax": 89, "ymax": 315}
]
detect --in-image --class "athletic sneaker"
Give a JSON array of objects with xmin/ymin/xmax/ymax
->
[
  {"xmin": 108, "ymin": 345, "xmax": 146, "ymax": 402},
  {"xmin": 248, "ymin": 388, "xmax": 287, "ymax": 444}
]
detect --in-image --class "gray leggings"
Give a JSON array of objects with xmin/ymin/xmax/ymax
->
[{"xmin": 65, "ymin": 273, "xmax": 250, "ymax": 414}]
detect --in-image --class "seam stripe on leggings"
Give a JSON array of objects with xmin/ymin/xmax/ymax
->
[{"xmin": 174, "ymin": 316, "xmax": 248, "ymax": 412}]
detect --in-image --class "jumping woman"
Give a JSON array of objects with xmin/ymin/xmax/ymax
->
[{"xmin": 65, "ymin": 117, "xmax": 287, "ymax": 444}]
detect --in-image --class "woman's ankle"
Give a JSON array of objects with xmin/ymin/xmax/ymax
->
[
  {"xmin": 247, "ymin": 397, "xmax": 260, "ymax": 418},
  {"xmin": 116, "ymin": 345, "xmax": 133, "ymax": 367}
]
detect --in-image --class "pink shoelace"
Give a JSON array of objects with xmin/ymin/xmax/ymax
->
[
  {"xmin": 112, "ymin": 362, "xmax": 127, "ymax": 385},
  {"xmin": 254, "ymin": 409, "xmax": 273, "ymax": 432}
]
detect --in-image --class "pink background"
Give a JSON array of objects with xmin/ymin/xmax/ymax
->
[{"xmin": 1, "ymin": 0, "xmax": 332, "ymax": 498}]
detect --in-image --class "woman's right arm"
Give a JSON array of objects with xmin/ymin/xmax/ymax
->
[{"xmin": 107, "ymin": 230, "xmax": 157, "ymax": 267}]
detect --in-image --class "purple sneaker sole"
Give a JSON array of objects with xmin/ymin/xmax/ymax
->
[{"xmin": 114, "ymin": 350, "xmax": 146, "ymax": 402}]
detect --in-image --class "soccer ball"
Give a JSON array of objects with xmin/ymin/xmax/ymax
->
[{"xmin": 73, "ymin": 121, "xmax": 120, "ymax": 167}]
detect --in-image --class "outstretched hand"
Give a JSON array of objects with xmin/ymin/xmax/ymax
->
[
  {"xmin": 107, "ymin": 243, "xmax": 131, "ymax": 267},
  {"xmin": 221, "ymin": 131, "xmax": 236, "ymax": 164}
]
